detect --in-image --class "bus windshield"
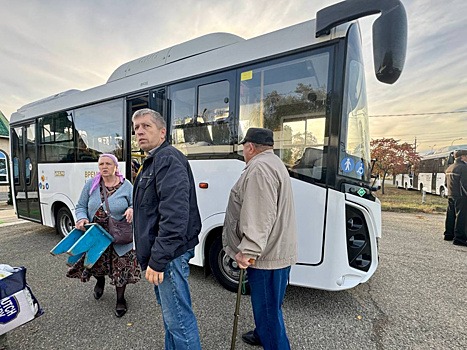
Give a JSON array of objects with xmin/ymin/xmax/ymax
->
[{"xmin": 339, "ymin": 24, "xmax": 370, "ymax": 183}]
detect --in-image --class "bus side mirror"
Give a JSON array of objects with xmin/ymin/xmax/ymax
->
[
  {"xmin": 316, "ymin": 0, "xmax": 408, "ymax": 84},
  {"xmin": 372, "ymin": 2, "xmax": 408, "ymax": 84},
  {"xmin": 370, "ymin": 158, "xmax": 377, "ymax": 173}
]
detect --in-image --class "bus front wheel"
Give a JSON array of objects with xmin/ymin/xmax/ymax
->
[
  {"xmin": 439, "ymin": 187, "xmax": 446, "ymax": 198},
  {"xmin": 209, "ymin": 235, "xmax": 250, "ymax": 294},
  {"xmin": 56, "ymin": 207, "xmax": 74, "ymax": 237}
]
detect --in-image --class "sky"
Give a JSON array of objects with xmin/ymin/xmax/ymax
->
[{"xmin": 1, "ymin": 0, "xmax": 466, "ymax": 152}]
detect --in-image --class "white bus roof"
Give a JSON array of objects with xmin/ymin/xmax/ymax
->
[
  {"xmin": 11, "ymin": 18, "xmax": 350, "ymax": 124},
  {"xmin": 421, "ymin": 147, "xmax": 467, "ymax": 160}
]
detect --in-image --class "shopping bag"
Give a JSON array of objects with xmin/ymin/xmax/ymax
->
[{"xmin": 0, "ymin": 265, "xmax": 43, "ymax": 335}]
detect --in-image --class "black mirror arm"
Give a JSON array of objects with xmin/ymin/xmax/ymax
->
[{"xmin": 315, "ymin": 0, "xmax": 404, "ymax": 37}]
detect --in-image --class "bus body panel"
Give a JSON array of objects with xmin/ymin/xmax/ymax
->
[
  {"xmin": 290, "ymin": 189, "xmax": 379, "ymax": 290},
  {"xmin": 395, "ymin": 173, "xmax": 416, "ymax": 190},
  {"xmin": 37, "ymin": 162, "xmax": 127, "ymax": 225},
  {"xmin": 190, "ymin": 159, "xmax": 245, "ymax": 224},
  {"xmin": 291, "ymin": 178, "xmax": 326, "ymax": 264},
  {"xmin": 192, "ymin": 159, "xmax": 326, "ymax": 267},
  {"xmin": 417, "ymin": 172, "xmax": 431, "ymax": 192},
  {"xmin": 192, "ymin": 212, "xmax": 227, "ymax": 267}
]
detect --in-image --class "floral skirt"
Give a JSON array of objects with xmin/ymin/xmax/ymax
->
[
  {"xmin": 66, "ymin": 209, "xmax": 141, "ymax": 287},
  {"xmin": 66, "ymin": 246, "xmax": 141, "ymax": 287}
]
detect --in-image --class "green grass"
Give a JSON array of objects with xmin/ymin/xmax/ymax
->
[{"xmin": 375, "ymin": 183, "xmax": 447, "ymax": 214}]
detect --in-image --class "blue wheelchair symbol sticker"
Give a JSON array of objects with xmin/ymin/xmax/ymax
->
[{"xmin": 355, "ymin": 161, "xmax": 364, "ymax": 176}]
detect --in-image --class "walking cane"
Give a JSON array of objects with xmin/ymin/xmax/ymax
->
[{"xmin": 230, "ymin": 267, "xmax": 245, "ymax": 350}]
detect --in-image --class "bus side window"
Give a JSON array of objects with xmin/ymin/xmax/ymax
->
[
  {"xmin": 291, "ymin": 147, "xmax": 325, "ymax": 180},
  {"xmin": 183, "ymin": 118, "xmax": 212, "ymax": 145},
  {"xmin": 211, "ymin": 115, "xmax": 231, "ymax": 145}
]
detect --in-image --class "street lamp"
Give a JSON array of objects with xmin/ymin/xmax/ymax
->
[{"xmin": 451, "ymin": 137, "xmax": 462, "ymax": 146}]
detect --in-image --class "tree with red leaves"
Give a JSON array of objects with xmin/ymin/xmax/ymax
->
[{"xmin": 370, "ymin": 138, "xmax": 420, "ymax": 194}]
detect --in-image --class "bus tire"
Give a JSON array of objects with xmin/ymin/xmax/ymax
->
[
  {"xmin": 209, "ymin": 235, "xmax": 250, "ymax": 294},
  {"xmin": 56, "ymin": 207, "xmax": 74, "ymax": 237},
  {"xmin": 439, "ymin": 187, "xmax": 446, "ymax": 198}
]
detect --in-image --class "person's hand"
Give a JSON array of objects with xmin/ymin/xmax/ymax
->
[
  {"xmin": 145, "ymin": 266, "xmax": 164, "ymax": 285},
  {"xmin": 75, "ymin": 219, "xmax": 89, "ymax": 231},
  {"xmin": 235, "ymin": 252, "xmax": 255, "ymax": 269},
  {"xmin": 124, "ymin": 208, "xmax": 133, "ymax": 223}
]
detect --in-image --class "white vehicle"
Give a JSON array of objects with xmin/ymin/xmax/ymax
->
[
  {"xmin": 395, "ymin": 169, "xmax": 417, "ymax": 190},
  {"xmin": 9, "ymin": 0, "xmax": 407, "ymax": 292},
  {"xmin": 417, "ymin": 148, "xmax": 467, "ymax": 197}
]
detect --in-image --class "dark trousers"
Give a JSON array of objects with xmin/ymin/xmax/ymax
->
[
  {"xmin": 454, "ymin": 197, "xmax": 467, "ymax": 243},
  {"xmin": 446, "ymin": 197, "xmax": 467, "ymax": 243},
  {"xmin": 444, "ymin": 197, "xmax": 456, "ymax": 238},
  {"xmin": 248, "ymin": 266, "xmax": 291, "ymax": 350}
]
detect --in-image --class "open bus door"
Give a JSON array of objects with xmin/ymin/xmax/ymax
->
[
  {"xmin": 10, "ymin": 124, "xmax": 41, "ymax": 222},
  {"xmin": 126, "ymin": 89, "xmax": 165, "ymax": 181}
]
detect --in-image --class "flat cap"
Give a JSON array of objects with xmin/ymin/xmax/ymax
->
[{"xmin": 240, "ymin": 127, "xmax": 274, "ymax": 146}]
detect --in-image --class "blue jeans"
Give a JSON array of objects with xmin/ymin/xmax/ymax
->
[
  {"xmin": 248, "ymin": 266, "xmax": 291, "ymax": 350},
  {"xmin": 154, "ymin": 249, "xmax": 201, "ymax": 350}
]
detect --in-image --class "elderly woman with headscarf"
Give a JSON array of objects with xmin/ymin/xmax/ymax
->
[{"xmin": 66, "ymin": 153, "xmax": 141, "ymax": 317}]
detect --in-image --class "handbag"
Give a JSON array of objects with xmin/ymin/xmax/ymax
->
[
  {"xmin": 102, "ymin": 185, "xmax": 133, "ymax": 245},
  {"xmin": 0, "ymin": 265, "xmax": 43, "ymax": 335}
]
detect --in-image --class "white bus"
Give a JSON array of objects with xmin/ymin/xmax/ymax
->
[
  {"xmin": 417, "ymin": 148, "xmax": 467, "ymax": 197},
  {"xmin": 9, "ymin": 0, "xmax": 407, "ymax": 292},
  {"xmin": 395, "ymin": 166, "xmax": 417, "ymax": 190}
]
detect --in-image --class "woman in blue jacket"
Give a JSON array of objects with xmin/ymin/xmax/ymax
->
[{"xmin": 67, "ymin": 154, "xmax": 141, "ymax": 317}]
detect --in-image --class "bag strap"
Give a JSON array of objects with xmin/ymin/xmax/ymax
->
[{"xmin": 101, "ymin": 183, "xmax": 112, "ymax": 216}]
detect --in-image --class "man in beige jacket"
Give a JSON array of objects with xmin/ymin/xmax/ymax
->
[{"xmin": 223, "ymin": 127, "xmax": 297, "ymax": 349}]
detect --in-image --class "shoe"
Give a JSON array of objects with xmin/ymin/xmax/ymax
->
[
  {"xmin": 444, "ymin": 235, "xmax": 454, "ymax": 241},
  {"xmin": 115, "ymin": 299, "xmax": 127, "ymax": 318},
  {"xmin": 93, "ymin": 283, "xmax": 104, "ymax": 300},
  {"xmin": 241, "ymin": 330, "xmax": 262, "ymax": 346},
  {"xmin": 453, "ymin": 239, "xmax": 467, "ymax": 247}
]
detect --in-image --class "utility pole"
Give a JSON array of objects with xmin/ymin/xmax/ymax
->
[{"xmin": 414, "ymin": 136, "xmax": 417, "ymax": 153}]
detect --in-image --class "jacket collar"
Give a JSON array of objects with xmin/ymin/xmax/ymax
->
[
  {"xmin": 244, "ymin": 149, "xmax": 274, "ymax": 170},
  {"xmin": 146, "ymin": 140, "xmax": 170, "ymax": 159}
]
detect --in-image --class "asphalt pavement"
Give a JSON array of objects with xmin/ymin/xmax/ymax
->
[{"xmin": 0, "ymin": 207, "xmax": 466, "ymax": 349}]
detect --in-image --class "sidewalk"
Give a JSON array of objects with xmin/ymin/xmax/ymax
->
[{"xmin": 0, "ymin": 202, "xmax": 27, "ymax": 226}]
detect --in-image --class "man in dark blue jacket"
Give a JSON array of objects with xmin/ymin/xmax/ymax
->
[{"xmin": 132, "ymin": 108, "xmax": 202, "ymax": 350}]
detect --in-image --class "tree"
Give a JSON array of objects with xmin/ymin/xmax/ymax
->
[{"xmin": 370, "ymin": 138, "xmax": 420, "ymax": 194}]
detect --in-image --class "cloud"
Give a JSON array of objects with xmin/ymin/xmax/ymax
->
[{"xmin": 0, "ymin": 0, "xmax": 466, "ymax": 151}]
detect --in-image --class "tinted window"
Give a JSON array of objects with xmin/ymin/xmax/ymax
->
[
  {"xmin": 170, "ymin": 79, "xmax": 232, "ymax": 155},
  {"xmin": 39, "ymin": 111, "xmax": 74, "ymax": 162},
  {"xmin": 74, "ymin": 99, "xmax": 125, "ymax": 161},
  {"xmin": 238, "ymin": 52, "xmax": 330, "ymax": 183}
]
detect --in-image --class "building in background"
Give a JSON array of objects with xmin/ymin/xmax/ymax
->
[{"xmin": 0, "ymin": 110, "xmax": 10, "ymax": 199}]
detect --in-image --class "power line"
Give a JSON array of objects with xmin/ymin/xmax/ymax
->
[
  {"xmin": 369, "ymin": 110, "xmax": 467, "ymax": 118},
  {"xmin": 371, "ymin": 130, "xmax": 465, "ymax": 138}
]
